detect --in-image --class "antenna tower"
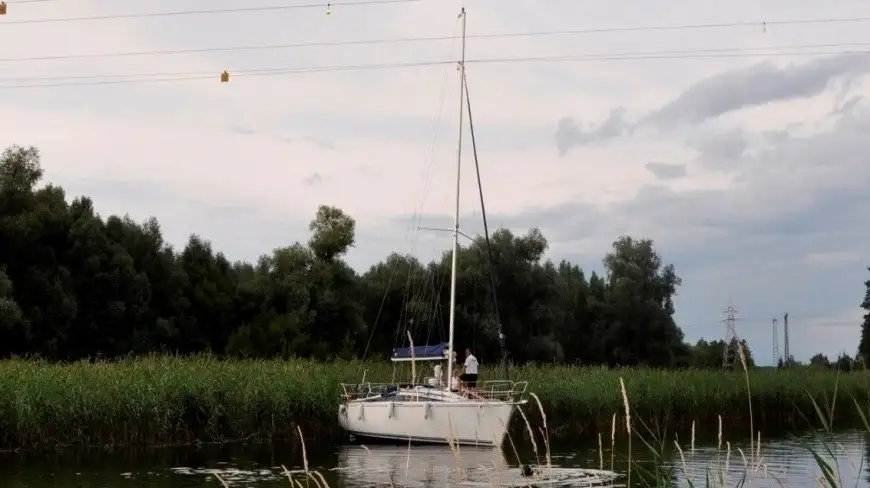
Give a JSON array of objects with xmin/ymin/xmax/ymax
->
[
  {"xmin": 783, "ymin": 312, "xmax": 790, "ymax": 366},
  {"xmin": 722, "ymin": 304, "xmax": 739, "ymax": 369},
  {"xmin": 772, "ymin": 318, "xmax": 779, "ymax": 366}
]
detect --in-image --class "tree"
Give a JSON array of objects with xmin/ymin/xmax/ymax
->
[
  {"xmin": 308, "ymin": 205, "xmax": 355, "ymax": 262},
  {"xmin": 0, "ymin": 267, "xmax": 27, "ymax": 351},
  {"xmin": 810, "ymin": 353, "xmax": 831, "ymax": 368},
  {"xmin": 688, "ymin": 338, "xmax": 755, "ymax": 369},
  {"xmin": 0, "ymin": 145, "xmax": 42, "ymax": 196},
  {"xmin": 0, "ymin": 144, "xmax": 794, "ymax": 368},
  {"xmin": 600, "ymin": 236, "xmax": 685, "ymax": 367},
  {"xmin": 859, "ymin": 267, "xmax": 870, "ymax": 365},
  {"xmin": 835, "ymin": 352, "xmax": 859, "ymax": 372}
]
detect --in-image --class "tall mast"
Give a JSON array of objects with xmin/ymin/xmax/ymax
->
[{"xmin": 446, "ymin": 7, "xmax": 467, "ymax": 390}]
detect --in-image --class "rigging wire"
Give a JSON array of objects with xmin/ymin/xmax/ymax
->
[
  {"xmin": 388, "ymin": 18, "xmax": 462, "ymax": 355},
  {"xmin": 357, "ymin": 15, "xmax": 459, "ymax": 363},
  {"xmin": 462, "ymin": 70, "xmax": 508, "ymax": 377},
  {"xmin": 0, "ymin": 0, "xmax": 421, "ymax": 24},
  {"xmin": 3, "ymin": 46, "xmax": 870, "ymax": 89},
  {"xmin": 391, "ymin": 65, "xmax": 455, "ymax": 352}
]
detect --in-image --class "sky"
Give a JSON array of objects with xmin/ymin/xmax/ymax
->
[{"xmin": 2, "ymin": 0, "xmax": 869, "ymax": 365}]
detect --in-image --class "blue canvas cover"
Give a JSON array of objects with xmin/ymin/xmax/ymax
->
[{"xmin": 391, "ymin": 343, "xmax": 449, "ymax": 361}]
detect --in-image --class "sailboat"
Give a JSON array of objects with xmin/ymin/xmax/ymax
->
[{"xmin": 337, "ymin": 7, "xmax": 528, "ymax": 447}]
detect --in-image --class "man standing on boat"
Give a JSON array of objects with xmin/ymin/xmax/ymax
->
[{"xmin": 461, "ymin": 348, "xmax": 479, "ymax": 388}]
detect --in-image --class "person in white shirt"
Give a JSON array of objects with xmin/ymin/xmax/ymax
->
[{"xmin": 460, "ymin": 348, "xmax": 479, "ymax": 388}]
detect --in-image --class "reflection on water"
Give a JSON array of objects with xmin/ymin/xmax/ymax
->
[
  {"xmin": 334, "ymin": 445, "xmax": 619, "ymax": 487},
  {"xmin": 0, "ymin": 429, "xmax": 865, "ymax": 487},
  {"xmin": 337, "ymin": 444, "xmax": 510, "ymax": 487},
  {"xmin": 676, "ymin": 430, "xmax": 867, "ymax": 488}
]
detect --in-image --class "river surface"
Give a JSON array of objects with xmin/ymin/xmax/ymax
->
[{"xmin": 0, "ymin": 429, "xmax": 867, "ymax": 487}]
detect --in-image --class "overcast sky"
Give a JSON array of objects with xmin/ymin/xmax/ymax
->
[{"xmin": 3, "ymin": 0, "xmax": 869, "ymax": 365}]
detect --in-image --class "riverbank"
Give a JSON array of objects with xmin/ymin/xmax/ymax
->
[{"xmin": 0, "ymin": 356, "xmax": 865, "ymax": 450}]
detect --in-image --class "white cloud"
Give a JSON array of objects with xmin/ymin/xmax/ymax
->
[{"xmin": 2, "ymin": 0, "xmax": 870, "ymax": 363}]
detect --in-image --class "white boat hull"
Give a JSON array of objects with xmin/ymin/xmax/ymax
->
[{"xmin": 338, "ymin": 397, "xmax": 518, "ymax": 447}]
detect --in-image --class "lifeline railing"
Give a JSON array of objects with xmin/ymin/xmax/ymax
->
[{"xmin": 340, "ymin": 379, "xmax": 529, "ymax": 403}]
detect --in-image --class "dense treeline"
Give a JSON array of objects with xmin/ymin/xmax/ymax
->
[
  {"xmin": 0, "ymin": 145, "xmax": 763, "ymax": 368},
  {"xmin": 859, "ymin": 267, "xmax": 870, "ymax": 365}
]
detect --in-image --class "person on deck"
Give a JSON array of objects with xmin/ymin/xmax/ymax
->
[
  {"xmin": 450, "ymin": 369, "xmax": 461, "ymax": 392},
  {"xmin": 460, "ymin": 348, "xmax": 479, "ymax": 388}
]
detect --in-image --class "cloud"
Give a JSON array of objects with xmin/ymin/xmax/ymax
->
[
  {"xmin": 4, "ymin": 0, "xmax": 870, "ymax": 364},
  {"xmin": 555, "ymin": 107, "xmax": 629, "ymax": 156},
  {"xmin": 788, "ymin": 309, "xmax": 865, "ymax": 362},
  {"xmin": 801, "ymin": 251, "xmax": 861, "ymax": 269},
  {"xmin": 59, "ymin": 176, "xmax": 390, "ymax": 271},
  {"xmin": 556, "ymin": 54, "xmax": 870, "ymax": 155},
  {"xmin": 687, "ymin": 128, "xmax": 748, "ymax": 164},
  {"xmin": 381, "ymin": 96, "xmax": 870, "ymax": 363},
  {"xmin": 645, "ymin": 162, "xmax": 686, "ymax": 180},
  {"xmin": 227, "ymin": 124, "xmax": 257, "ymax": 136},
  {"xmin": 642, "ymin": 54, "xmax": 870, "ymax": 128},
  {"xmin": 303, "ymin": 172, "xmax": 325, "ymax": 186}
]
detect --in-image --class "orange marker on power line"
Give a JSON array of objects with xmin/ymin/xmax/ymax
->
[{"xmin": 220, "ymin": 70, "xmax": 229, "ymax": 83}]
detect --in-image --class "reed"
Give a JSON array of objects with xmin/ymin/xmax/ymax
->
[{"xmin": 0, "ymin": 355, "xmax": 866, "ymax": 451}]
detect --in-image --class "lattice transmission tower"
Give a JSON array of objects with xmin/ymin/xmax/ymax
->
[
  {"xmin": 772, "ymin": 317, "xmax": 779, "ymax": 366},
  {"xmin": 722, "ymin": 304, "xmax": 739, "ymax": 369}
]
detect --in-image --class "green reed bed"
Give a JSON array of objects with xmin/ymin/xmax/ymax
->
[
  {"xmin": 520, "ymin": 365, "xmax": 870, "ymax": 435},
  {"xmin": 0, "ymin": 356, "xmax": 865, "ymax": 451},
  {"xmin": 0, "ymin": 356, "xmax": 366, "ymax": 449}
]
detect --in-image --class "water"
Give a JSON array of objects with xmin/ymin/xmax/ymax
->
[{"xmin": 0, "ymin": 429, "xmax": 866, "ymax": 487}]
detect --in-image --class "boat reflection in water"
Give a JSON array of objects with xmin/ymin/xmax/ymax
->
[
  {"xmin": 336, "ymin": 444, "xmax": 511, "ymax": 488},
  {"xmin": 335, "ymin": 444, "xmax": 622, "ymax": 488}
]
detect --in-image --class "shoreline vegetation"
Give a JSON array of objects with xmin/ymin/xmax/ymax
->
[
  {"xmin": 0, "ymin": 355, "xmax": 866, "ymax": 452},
  {"xmin": 7, "ymin": 144, "xmax": 864, "ymax": 376},
  {"xmin": 3, "ymin": 142, "xmax": 870, "ymax": 485}
]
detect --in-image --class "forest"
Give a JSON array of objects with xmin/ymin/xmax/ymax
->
[{"xmin": 0, "ymin": 144, "xmax": 862, "ymax": 369}]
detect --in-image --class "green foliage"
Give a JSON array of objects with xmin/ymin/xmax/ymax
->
[
  {"xmin": 308, "ymin": 204, "xmax": 356, "ymax": 262},
  {"xmin": 0, "ymin": 356, "xmax": 867, "ymax": 450},
  {"xmin": 0, "ymin": 144, "xmax": 779, "ymax": 367},
  {"xmin": 809, "ymin": 352, "xmax": 861, "ymax": 372},
  {"xmin": 0, "ymin": 267, "xmax": 25, "ymax": 340},
  {"xmin": 687, "ymin": 338, "xmax": 755, "ymax": 369},
  {"xmin": 859, "ymin": 267, "xmax": 870, "ymax": 365}
]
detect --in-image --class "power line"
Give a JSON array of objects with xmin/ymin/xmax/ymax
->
[
  {"xmin": 0, "ymin": 0, "xmax": 420, "ymax": 24},
  {"xmin": 0, "ymin": 7, "xmax": 869, "ymax": 29},
  {"xmin": 2, "ymin": 46, "xmax": 870, "ymax": 88},
  {"xmin": 4, "ymin": 27, "xmax": 870, "ymax": 64},
  {"xmin": 0, "ymin": 35, "xmax": 460, "ymax": 64},
  {"xmin": 680, "ymin": 317, "xmax": 859, "ymax": 329},
  {"xmin": 6, "ymin": 42, "xmax": 870, "ymax": 82}
]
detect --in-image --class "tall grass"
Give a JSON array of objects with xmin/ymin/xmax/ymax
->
[
  {"xmin": 0, "ymin": 355, "xmax": 867, "ymax": 451},
  {"xmin": 618, "ymin": 338, "xmax": 870, "ymax": 488}
]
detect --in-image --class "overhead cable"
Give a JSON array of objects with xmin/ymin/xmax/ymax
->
[
  {"xmin": 2, "ymin": 46, "xmax": 869, "ymax": 89},
  {"xmin": 0, "ymin": 0, "xmax": 421, "ymax": 24}
]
